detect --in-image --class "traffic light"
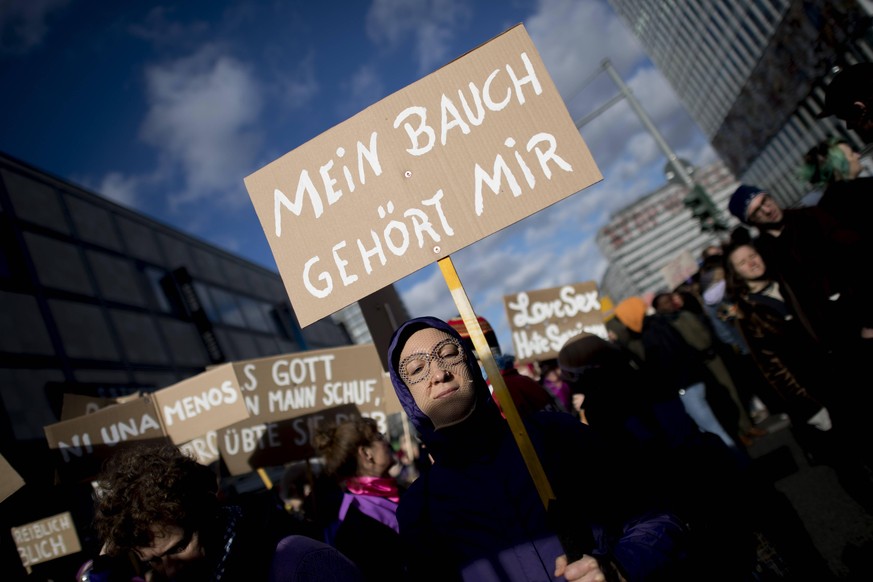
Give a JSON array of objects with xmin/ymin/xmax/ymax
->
[{"xmin": 682, "ymin": 184, "xmax": 728, "ymax": 232}]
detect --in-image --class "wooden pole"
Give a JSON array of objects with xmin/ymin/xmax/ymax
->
[
  {"xmin": 437, "ymin": 256, "xmax": 555, "ymax": 508},
  {"xmin": 257, "ymin": 467, "xmax": 273, "ymax": 490}
]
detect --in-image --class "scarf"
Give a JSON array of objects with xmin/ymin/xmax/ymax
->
[
  {"xmin": 340, "ymin": 477, "xmax": 400, "ymax": 533},
  {"xmin": 345, "ymin": 476, "xmax": 399, "ymax": 502}
]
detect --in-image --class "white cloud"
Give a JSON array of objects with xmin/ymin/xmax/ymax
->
[
  {"xmin": 96, "ymin": 172, "xmax": 143, "ymax": 208},
  {"xmin": 526, "ymin": 0, "xmax": 646, "ymax": 98},
  {"xmin": 0, "ymin": 0, "xmax": 70, "ymax": 55},
  {"xmin": 139, "ymin": 45, "xmax": 264, "ymax": 209},
  {"xmin": 365, "ymin": 0, "xmax": 472, "ymax": 74}
]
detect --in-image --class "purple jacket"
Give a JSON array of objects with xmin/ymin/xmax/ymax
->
[{"xmin": 387, "ymin": 317, "xmax": 690, "ymax": 581}]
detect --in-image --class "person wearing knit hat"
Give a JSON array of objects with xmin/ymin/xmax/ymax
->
[
  {"xmin": 725, "ymin": 179, "xmax": 873, "ymax": 480},
  {"xmin": 727, "ymin": 180, "xmax": 873, "ymax": 347},
  {"xmin": 605, "ymin": 296, "xmax": 649, "ymax": 367},
  {"xmin": 613, "ymin": 296, "xmax": 647, "ymax": 334},
  {"xmin": 727, "ymin": 185, "xmax": 780, "ymax": 226}
]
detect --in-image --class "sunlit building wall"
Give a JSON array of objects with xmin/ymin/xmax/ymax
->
[
  {"xmin": 609, "ymin": 0, "xmax": 873, "ymax": 206},
  {"xmin": 597, "ymin": 160, "xmax": 740, "ymax": 301}
]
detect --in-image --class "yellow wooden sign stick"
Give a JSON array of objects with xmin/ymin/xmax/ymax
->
[
  {"xmin": 258, "ymin": 467, "xmax": 274, "ymax": 490},
  {"xmin": 438, "ymin": 256, "xmax": 555, "ymax": 508}
]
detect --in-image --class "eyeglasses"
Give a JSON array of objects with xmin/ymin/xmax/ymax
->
[
  {"xmin": 399, "ymin": 338, "xmax": 466, "ymax": 385},
  {"xmin": 748, "ymin": 194, "xmax": 777, "ymax": 222}
]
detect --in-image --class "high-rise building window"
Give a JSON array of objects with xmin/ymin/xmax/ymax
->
[
  {"xmin": 209, "ymin": 286, "xmax": 246, "ymax": 327},
  {"xmin": 144, "ymin": 266, "xmax": 172, "ymax": 313},
  {"xmin": 238, "ymin": 296, "xmax": 272, "ymax": 333}
]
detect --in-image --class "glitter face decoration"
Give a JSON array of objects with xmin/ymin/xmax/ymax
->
[{"xmin": 398, "ymin": 328, "xmax": 477, "ymax": 429}]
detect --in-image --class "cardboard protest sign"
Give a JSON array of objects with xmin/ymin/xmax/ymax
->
[
  {"xmin": 219, "ymin": 404, "xmax": 361, "ymax": 476},
  {"xmin": 11, "ymin": 511, "xmax": 82, "ymax": 568},
  {"xmin": 216, "ymin": 344, "xmax": 388, "ymax": 474},
  {"xmin": 60, "ymin": 392, "xmax": 141, "ymax": 421},
  {"xmin": 503, "ymin": 281, "xmax": 608, "ymax": 363},
  {"xmin": 151, "ymin": 363, "xmax": 249, "ymax": 445},
  {"xmin": 44, "ymin": 395, "xmax": 168, "ymax": 482},
  {"xmin": 380, "ymin": 372, "xmax": 404, "ymax": 416},
  {"xmin": 245, "ymin": 24, "xmax": 601, "ymax": 327},
  {"xmin": 230, "ymin": 343, "xmax": 387, "ymax": 425},
  {"xmin": 0, "ymin": 453, "xmax": 24, "ymax": 503},
  {"xmin": 178, "ymin": 431, "xmax": 222, "ymax": 466},
  {"xmin": 45, "ymin": 365, "xmax": 248, "ymax": 480},
  {"xmin": 660, "ymin": 249, "xmax": 699, "ymax": 290}
]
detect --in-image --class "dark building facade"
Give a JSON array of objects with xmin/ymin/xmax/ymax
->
[{"xmin": 0, "ymin": 150, "xmax": 354, "ymax": 454}]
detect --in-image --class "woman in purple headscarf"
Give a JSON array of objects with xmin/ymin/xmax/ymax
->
[{"xmin": 387, "ymin": 316, "xmax": 691, "ymax": 582}]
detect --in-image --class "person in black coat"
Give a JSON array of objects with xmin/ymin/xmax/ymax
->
[
  {"xmin": 558, "ymin": 333, "xmax": 832, "ymax": 581},
  {"xmin": 728, "ymin": 185, "xmax": 873, "ymax": 468}
]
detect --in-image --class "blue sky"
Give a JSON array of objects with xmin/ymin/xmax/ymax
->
[{"xmin": 0, "ymin": 0, "xmax": 718, "ymax": 354}]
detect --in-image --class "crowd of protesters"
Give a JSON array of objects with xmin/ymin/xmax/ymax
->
[{"xmin": 16, "ymin": 63, "xmax": 873, "ymax": 582}]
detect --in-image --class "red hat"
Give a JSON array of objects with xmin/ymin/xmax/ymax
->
[{"xmin": 446, "ymin": 315, "xmax": 500, "ymax": 350}]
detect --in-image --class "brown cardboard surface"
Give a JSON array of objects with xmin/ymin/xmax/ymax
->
[
  {"xmin": 0, "ymin": 453, "xmax": 24, "ymax": 503},
  {"xmin": 152, "ymin": 363, "xmax": 250, "ymax": 445},
  {"xmin": 60, "ymin": 392, "xmax": 141, "ymax": 420},
  {"xmin": 660, "ymin": 249, "xmax": 699, "ymax": 290},
  {"xmin": 503, "ymin": 281, "xmax": 608, "ymax": 363},
  {"xmin": 229, "ymin": 343, "xmax": 388, "ymax": 426},
  {"xmin": 11, "ymin": 511, "xmax": 82, "ymax": 568},
  {"xmin": 380, "ymin": 371, "xmax": 404, "ymax": 416},
  {"xmin": 245, "ymin": 24, "xmax": 601, "ymax": 327},
  {"xmin": 44, "ymin": 396, "xmax": 168, "ymax": 482},
  {"xmin": 215, "ymin": 344, "xmax": 388, "ymax": 475},
  {"xmin": 178, "ymin": 431, "xmax": 222, "ymax": 466},
  {"xmin": 219, "ymin": 403, "xmax": 361, "ymax": 476}
]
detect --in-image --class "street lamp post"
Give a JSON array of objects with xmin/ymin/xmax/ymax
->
[{"xmin": 576, "ymin": 59, "xmax": 729, "ymax": 235}]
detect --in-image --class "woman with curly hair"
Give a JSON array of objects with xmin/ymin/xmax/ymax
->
[
  {"xmin": 83, "ymin": 443, "xmax": 363, "ymax": 581},
  {"xmin": 313, "ymin": 417, "xmax": 403, "ymax": 581}
]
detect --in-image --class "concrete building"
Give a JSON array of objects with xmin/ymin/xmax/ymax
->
[
  {"xmin": 608, "ymin": 0, "xmax": 873, "ymax": 206},
  {"xmin": 597, "ymin": 160, "xmax": 740, "ymax": 301},
  {"xmin": 0, "ymin": 151, "xmax": 371, "ymax": 453}
]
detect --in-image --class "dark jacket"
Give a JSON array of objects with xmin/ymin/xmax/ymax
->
[
  {"xmin": 211, "ymin": 490, "xmax": 362, "ymax": 581},
  {"xmin": 559, "ymin": 336, "xmax": 759, "ymax": 580},
  {"xmin": 816, "ymin": 176, "xmax": 873, "ymax": 237},
  {"xmin": 639, "ymin": 313, "xmax": 709, "ymax": 400},
  {"xmin": 755, "ymin": 207, "xmax": 872, "ymax": 350},
  {"xmin": 733, "ymin": 287, "xmax": 828, "ymax": 424},
  {"xmin": 332, "ymin": 497, "xmax": 403, "ymax": 582},
  {"xmin": 387, "ymin": 317, "xmax": 690, "ymax": 581}
]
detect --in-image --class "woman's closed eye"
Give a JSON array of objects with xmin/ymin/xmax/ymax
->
[
  {"xmin": 405, "ymin": 359, "xmax": 427, "ymax": 377},
  {"xmin": 438, "ymin": 343, "xmax": 460, "ymax": 358}
]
